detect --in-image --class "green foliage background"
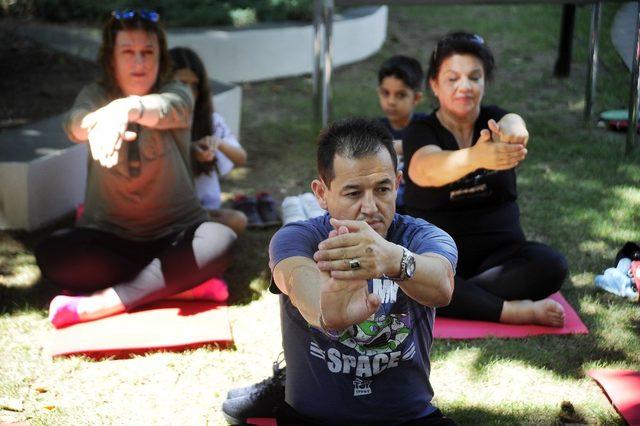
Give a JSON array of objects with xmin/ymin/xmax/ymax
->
[{"xmin": 0, "ymin": 0, "xmax": 313, "ymax": 26}]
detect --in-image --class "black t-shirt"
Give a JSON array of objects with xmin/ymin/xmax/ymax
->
[{"xmin": 403, "ymin": 105, "xmax": 523, "ymax": 240}]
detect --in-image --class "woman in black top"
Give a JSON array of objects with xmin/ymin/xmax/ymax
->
[{"xmin": 403, "ymin": 32, "xmax": 568, "ymax": 326}]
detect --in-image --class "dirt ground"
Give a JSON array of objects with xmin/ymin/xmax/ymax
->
[{"xmin": 0, "ymin": 20, "xmax": 98, "ymax": 131}]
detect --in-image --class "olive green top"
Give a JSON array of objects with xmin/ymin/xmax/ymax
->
[{"xmin": 64, "ymin": 81, "xmax": 209, "ymax": 241}]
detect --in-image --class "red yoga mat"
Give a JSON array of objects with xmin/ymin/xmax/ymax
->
[
  {"xmin": 247, "ymin": 419, "xmax": 277, "ymax": 426},
  {"xmin": 589, "ymin": 369, "xmax": 640, "ymax": 426},
  {"xmin": 48, "ymin": 300, "xmax": 233, "ymax": 359},
  {"xmin": 433, "ymin": 292, "xmax": 588, "ymax": 339}
]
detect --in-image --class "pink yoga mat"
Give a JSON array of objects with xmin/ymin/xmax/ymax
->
[
  {"xmin": 589, "ymin": 369, "xmax": 640, "ymax": 425},
  {"xmin": 48, "ymin": 300, "xmax": 233, "ymax": 359},
  {"xmin": 433, "ymin": 292, "xmax": 588, "ymax": 339}
]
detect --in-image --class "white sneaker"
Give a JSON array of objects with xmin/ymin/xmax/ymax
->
[
  {"xmin": 299, "ymin": 192, "xmax": 326, "ymax": 219},
  {"xmin": 282, "ymin": 196, "xmax": 306, "ymax": 224}
]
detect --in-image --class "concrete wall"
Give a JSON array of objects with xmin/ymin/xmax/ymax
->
[
  {"xmin": 20, "ymin": 6, "xmax": 387, "ymax": 84},
  {"xmin": 169, "ymin": 6, "xmax": 387, "ymax": 82}
]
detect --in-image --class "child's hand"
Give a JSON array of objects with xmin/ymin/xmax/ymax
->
[
  {"xmin": 193, "ymin": 136, "xmax": 218, "ymax": 162},
  {"xmin": 210, "ymin": 135, "xmax": 223, "ymax": 151}
]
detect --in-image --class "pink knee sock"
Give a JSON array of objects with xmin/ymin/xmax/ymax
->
[{"xmin": 48, "ymin": 295, "xmax": 82, "ymax": 329}]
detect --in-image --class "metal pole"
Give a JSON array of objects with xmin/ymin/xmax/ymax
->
[
  {"xmin": 321, "ymin": 0, "xmax": 334, "ymax": 127},
  {"xmin": 554, "ymin": 4, "xmax": 575, "ymax": 78},
  {"xmin": 584, "ymin": 1, "xmax": 601, "ymax": 123},
  {"xmin": 313, "ymin": 0, "xmax": 323, "ymax": 128},
  {"xmin": 626, "ymin": 0, "xmax": 640, "ymax": 153}
]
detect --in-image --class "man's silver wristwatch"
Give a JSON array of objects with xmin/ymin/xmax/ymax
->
[{"xmin": 388, "ymin": 247, "xmax": 416, "ymax": 281}]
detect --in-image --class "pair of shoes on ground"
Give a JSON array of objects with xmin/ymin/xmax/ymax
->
[
  {"xmin": 233, "ymin": 192, "xmax": 281, "ymax": 229},
  {"xmin": 282, "ymin": 192, "xmax": 326, "ymax": 225},
  {"xmin": 222, "ymin": 355, "xmax": 286, "ymax": 425}
]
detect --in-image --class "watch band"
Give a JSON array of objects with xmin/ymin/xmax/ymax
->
[
  {"xmin": 398, "ymin": 247, "xmax": 411, "ymax": 281},
  {"xmin": 385, "ymin": 246, "xmax": 413, "ymax": 281}
]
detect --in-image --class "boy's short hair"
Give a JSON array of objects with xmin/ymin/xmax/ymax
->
[
  {"xmin": 378, "ymin": 55, "xmax": 424, "ymax": 92},
  {"xmin": 317, "ymin": 117, "xmax": 397, "ymax": 187}
]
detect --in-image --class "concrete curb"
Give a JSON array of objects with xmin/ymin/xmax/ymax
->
[{"xmin": 0, "ymin": 115, "xmax": 87, "ymax": 230}]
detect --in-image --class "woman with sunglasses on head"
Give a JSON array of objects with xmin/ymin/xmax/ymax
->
[
  {"xmin": 35, "ymin": 10, "xmax": 236, "ymax": 328},
  {"xmin": 403, "ymin": 32, "xmax": 568, "ymax": 327}
]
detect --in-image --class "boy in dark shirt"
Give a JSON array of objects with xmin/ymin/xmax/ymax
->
[
  {"xmin": 377, "ymin": 55, "xmax": 427, "ymax": 212},
  {"xmin": 378, "ymin": 55, "xmax": 427, "ymax": 140}
]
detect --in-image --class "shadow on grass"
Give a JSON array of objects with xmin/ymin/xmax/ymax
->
[
  {"xmin": 432, "ymin": 284, "xmax": 636, "ymax": 381},
  {"xmin": 0, "ymin": 278, "xmax": 57, "ymax": 314},
  {"xmin": 225, "ymin": 227, "xmax": 277, "ymax": 306},
  {"xmin": 444, "ymin": 403, "xmax": 601, "ymax": 426},
  {"xmin": 629, "ymin": 317, "xmax": 640, "ymax": 334},
  {"xmin": 518, "ymin": 123, "xmax": 640, "ymax": 259},
  {"xmin": 0, "ymin": 213, "xmax": 278, "ymax": 313},
  {"xmin": 0, "ymin": 218, "xmax": 69, "ymax": 314}
]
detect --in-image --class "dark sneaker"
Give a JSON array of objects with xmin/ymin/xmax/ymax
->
[
  {"xmin": 223, "ymin": 358, "xmax": 286, "ymax": 424},
  {"xmin": 256, "ymin": 192, "xmax": 281, "ymax": 227},
  {"xmin": 227, "ymin": 360, "xmax": 286, "ymax": 399},
  {"xmin": 233, "ymin": 194, "xmax": 263, "ymax": 229}
]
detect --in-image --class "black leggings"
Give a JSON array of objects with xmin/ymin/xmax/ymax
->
[
  {"xmin": 35, "ymin": 222, "xmax": 235, "ymax": 310},
  {"xmin": 437, "ymin": 234, "xmax": 568, "ymax": 322}
]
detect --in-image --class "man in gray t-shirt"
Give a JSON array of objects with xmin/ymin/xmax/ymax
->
[{"xmin": 264, "ymin": 118, "xmax": 457, "ymax": 425}]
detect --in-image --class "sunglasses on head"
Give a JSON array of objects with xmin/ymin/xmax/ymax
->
[
  {"xmin": 112, "ymin": 9, "xmax": 160, "ymax": 23},
  {"xmin": 440, "ymin": 33, "xmax": 484, "ymax": 47},
  {"xmin": 464, "ymin": 33, "xmax": 484, "ymax": 44}
]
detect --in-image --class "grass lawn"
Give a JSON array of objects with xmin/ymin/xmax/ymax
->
[{"xmin": 2, "ymin": 4, "xmax": 640, "ymax": 425}]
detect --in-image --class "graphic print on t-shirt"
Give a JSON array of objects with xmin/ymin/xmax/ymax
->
[
  {"xmin": 448, "ymin": 169, "xmax": 496, "ymax": 202},
  {"xmin": 308, "ymin": 277, "xmax": 415, "ymax": 396}
]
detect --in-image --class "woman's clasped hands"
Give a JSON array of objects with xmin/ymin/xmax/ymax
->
[
  {"xmin": 471, "ymin": 118, "xmax": 528, "ymax": 171},
  {"xmin": 80, "ymin": 97, "xmax": 140, "ymax": 168}
]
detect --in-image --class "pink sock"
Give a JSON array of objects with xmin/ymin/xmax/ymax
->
[
  {"xmin": 174, "ymin": 278, "xmax": 229, "ymax": 302},
  {"xmin": 49, "ymin": 295, "xmax": 82, "ymax": 329}
]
